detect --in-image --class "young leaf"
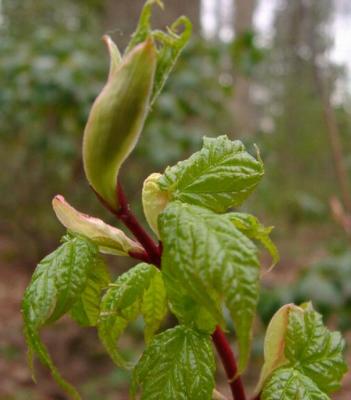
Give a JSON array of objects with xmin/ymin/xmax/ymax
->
[
  {"xmin": 70, "ymin": 257, "xmax": 110, "ymax": 327},
  {"xmin": 125, "ymin": 0, "xmax": 192, "ymax": 104},
  {"xmin": 52, "ymin": 195, "xmax": 144, "ymax": 257},
  {"xmin": 98, "ymin": 263, "xmax": 155, "ymax": 367},
  {"xmin": 159, "ymin": 201, "xmax": 260, "ymax": 372},
  {"xmin": 259, "ymin": 304, "xmax": 347, "ymax": 399},
  {"xmin": 83, "ymin": 38, "xmax": 156, "ymax": 209},
  {"xmin": 24, "ymin": 235, "xmax": 98, "ymax": 327},
  {"xmin": 262, "ymin": 368, "xmax": 330, "ymax": 400},
  {"xmin": 24, "ymin": 324, "xmax": 81, "ymax": 400},
  {"xmin": 284, "ymin": 305, "xmax": 347, "ymax": 393},
  {"xmin": 98, "ymin": 263, "xmax": 167, "ymax": 367},
  {"xmin": 141, "ymin": 270, "xmax": 168, "ymax": 343},
  {"xmin": 228, "ymin": 212, "xmax": 279, "ymax": 270},
  {"xmin": 22, "ymin": 235, "xmax": 98, "ymax": 399},
  {"xmin": 150, "ymin": 16, "xmax": 192, "ymax": 103},
  {"xmin": 163, "ymin": 270, "xmax": 218, "ymax": 334},
  {"xmin": 158, "ymin": 136, "xmax": 264, "ymax": 212},
  {"xmin": 142, "ymin": 173, "xmax": 170, "ymax": 237},
  {"xmin": 131, "ymin": 325, "xmax": 215, "ymax": 400},
  {"xmin": 124, "ymin": 0, "xmax": 163, "ymax": 53}
]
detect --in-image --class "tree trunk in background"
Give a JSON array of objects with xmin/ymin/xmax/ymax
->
[
  {"xmin": 266, "ymin": 0, "xmax": 346, "ymax": 210},
  {"xmin": 234, "ymin": 0, "xmax": 255, "ymax": 35},
  {"xmin": 309, "ymin": 6, "xmax": 351, "ymax": 213},
  {"xmin": 104, "ymin": 0, "xmax": 200, "ymax": 48},
  {"xmin": 232, "ymin": 0, "xmax": 256, "ymax": 137}
]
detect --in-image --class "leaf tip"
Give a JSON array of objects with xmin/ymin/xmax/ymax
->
[{"xmin": 102, "ymin": 35, "xmax": 122, "ymax": 78}]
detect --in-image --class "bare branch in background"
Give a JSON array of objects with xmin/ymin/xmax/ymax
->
[
  {"xmin": 308, "ymin": 0, "xmax": 351, "ymax": 213},
  {"xmin": 232, "ymin": 0, "xmax": 257, "ymax": 137},
  {"xmin": 330, "ymin": 196, "xmax": 351, "ymax": 237},
  {"xmin": 312, "ymin": 65, "xmax": 351, "ymax": 213}
]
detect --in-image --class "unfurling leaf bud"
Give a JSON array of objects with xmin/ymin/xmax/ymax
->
[
  {"xmin": 104, "ymin": 35, "xmax": 122, "ymax": 78},
  {"xmin": 83, "ymin": 37, "xmax": 156, "ymax": 209},
  {"xmin": 256, "ymin": 302, "xmax": 347, "ymax": 397},
  {"xmin": 254, "ymin": 304, "xmax": 294, "ymax": 394},
  {"xmin": 142, "ymin": 173, "xmax": 170, "ymax": 237},
  {"xmin": 52, "ymin": 195, "xmax": 144, "ymax": 256}
]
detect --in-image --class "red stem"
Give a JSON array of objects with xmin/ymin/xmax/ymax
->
[
  {"xmin": 128, "ymin": 249, "xmax": 152, "ymax": 263},
  {"xmin": 93, "ymin": 183, "xmax": 161, "ymax": 267},
  {"xmin": 212, "ymin": 326, "xmax": 247, "ymax": 400},
  {"xmin": 96, "ymin": 182, "xmax": 246, "ymax": 400},
  {"xmin": 116, "ymin": 182, "xmax": 161, "ymax": 266}
]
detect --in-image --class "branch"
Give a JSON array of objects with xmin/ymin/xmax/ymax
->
[
  {"xmin": 97, "ymin": 182, "xmax": 246, "ymax": 400},
  {"xmin": 212, "ymin": 326, "xmax": 247, "ymax": 400}
]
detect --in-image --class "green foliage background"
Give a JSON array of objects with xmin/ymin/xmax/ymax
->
[{"xmin": 2, "ymin": 0, "xmax": 351, "ymax": 262}]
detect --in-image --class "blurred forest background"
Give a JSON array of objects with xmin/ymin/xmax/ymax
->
[{"xmin": 1, "ymin": 0, "xmax": 351, "ymax": 399}]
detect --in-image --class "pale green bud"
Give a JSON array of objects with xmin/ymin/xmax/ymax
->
[
  {"xmin": 142, "ymin": 173, "xmax": 170, "ymax": 237},
  {"xmin": 254, "ymin": 304, "xmax": 301, "ymax": 394},
  {"xmin": 83, "ymin": 37, "xmax": 156, "ymax": 209},
  {"xmin": 52, "ymin": 195, "xmax": 144, "ymax": 256}
]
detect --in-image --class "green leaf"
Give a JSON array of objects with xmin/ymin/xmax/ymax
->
[
  {"xmin": 98, "ymin": 263, "xmax": 154, "ymax": 367},
  {"xmin": 260, "ymin": 304, "xmax": 347, "ymax": 399},
  {"xmin": 131, "ymin": 325, "xmax": 215, "ymax": 400},
  {"xmin": 158, "ymin": 136, "xmax": 264, "ymax": 212},
  {"xmin": 70, "ymin": 257, "xmax": 110, "ymax": 327},
  {"xmin": 22, "ymin": 235, "xmax": 98, "ymax": 399},
  {"xmin": 262, "ymin": 368, "xmax": 330, "ymax": 400},
  {"xmin": 228, "ymin": 212, "xmax": 279, "ymax": 270},
  {"xmin": 125, "ymin": 0, "xmax": 163, "ymax": 53},
  {"xmin": 163, "ymin": 270, "xmax": 217, "ymax": 334},
  {"xmin": 98, "ymin": 263, "xmax": 167, "ymax": 367},
  {"xmin": 23, "ymin": 235, "xmax": 98, "ymax": 328},
  {"xmin": 141, "ymin": 270, "xmax": 168, "ymax": 343},
  {"xmin": 150, "ymin": 16, "xmax": 192, "ymax": 103},
  {"xmin": 24, "ymin": 324, "xmax": 81, "ymax": 400},
  {"xmin": 159, "ymin": 201, "xmax": 260, "ymax": 371},
  {"xmin": 125, "ymin": 0, "xmax": 192, "ymax": 104},
  {"xmin": 285, "ymin": 305, "xmax": 347, "ymax": 393}
]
